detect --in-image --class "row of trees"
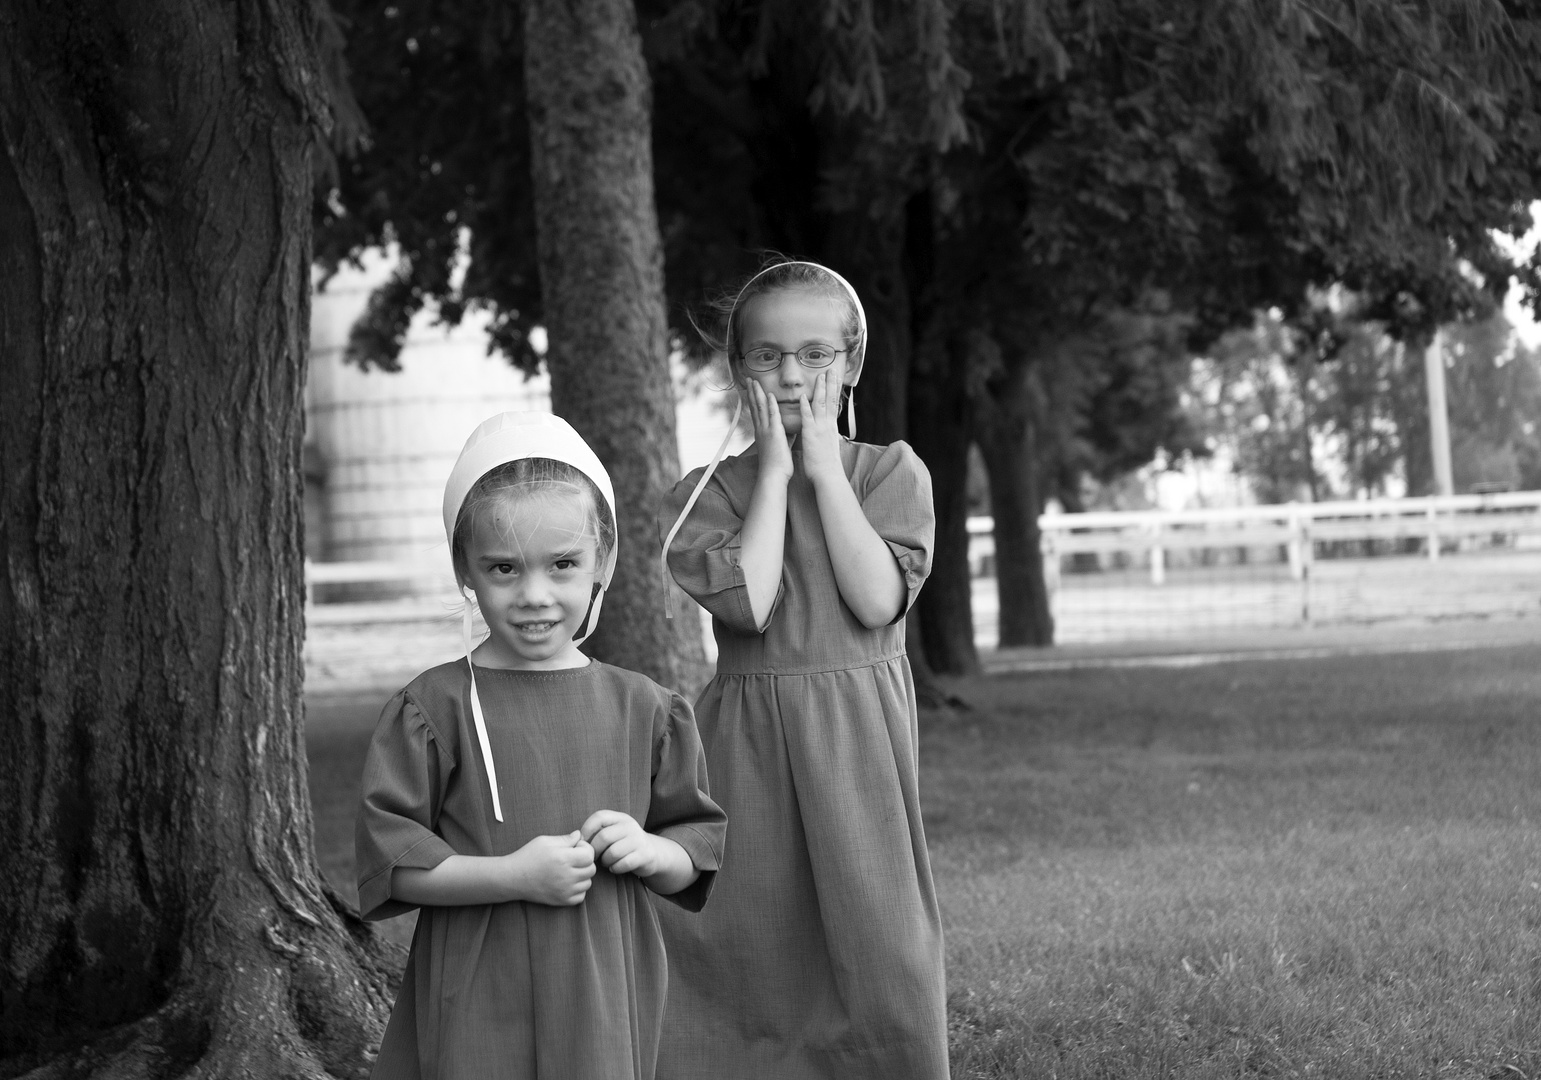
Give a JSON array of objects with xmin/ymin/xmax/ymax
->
[
  {"xmin": 1190, "ymin": 304, "xmax": 1541, "ymax": 503},
  {"xmin": 318, "ymin": 0, "xmax": 1541, "ymax": 674},
  {"xmin": 3, "ymin": 0, "xmax": 1540, "ymax": 1073}
]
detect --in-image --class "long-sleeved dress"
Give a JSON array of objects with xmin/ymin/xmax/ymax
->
[
  {"xmin": 356, "ymin": 659, "xmax": 727, "ymax": 1080},
  {"xmin": 655, "ymin": 438, "xmax": 949, "ymax": 1080}
]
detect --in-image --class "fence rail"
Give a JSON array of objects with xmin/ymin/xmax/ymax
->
[
  {"xmin": 305, "ymin": 492, "xmax": 1541, "ymax": 643},
  {"xmin": 968, "ymin": 490, "xmax": 1541, "ymax": 644},
  {"xmin": 970, "ymin": 490, "xmax": 1541, "ymax": 576},
  {"xmin": 304, "ymin": 559, "xmax": 458, "ymax": 625}
]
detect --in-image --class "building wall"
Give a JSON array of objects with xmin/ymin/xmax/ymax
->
[{"xmin": 306, "ymin": 249, "xmax": 745, "ymax": 566}]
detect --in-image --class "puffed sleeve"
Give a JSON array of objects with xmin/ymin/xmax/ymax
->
[
  {"xmin": 644, "ymin": 692, "xmax": 727, "ymax": 912},
  {"xmin": 658, "ymin": 462, "xmax": 783, "ymax": 635},
  {"xmin": 354, "ymin": 690, "xmax": 459, "ymax": 921},
  {"xmin": 859, "ymin": 441, "xmax": 936, "ymax": 621}
]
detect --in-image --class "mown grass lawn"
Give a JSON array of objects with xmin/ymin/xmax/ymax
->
[
  {"xmin": 306, "ymin": 642, "xmax": 1541, "ymax": 1078},
  {"xmin": 925, "ymin": 644, "xmax": 1541, "ymax": 1079}
]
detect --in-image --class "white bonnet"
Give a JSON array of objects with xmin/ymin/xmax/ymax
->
[
  {"xmin": 729, "ymin": 260, "xmax": 869, "ymax": 386},
  {"xmin": 442, "ymin": 411, "xmax": 618, "ymax": 587}
]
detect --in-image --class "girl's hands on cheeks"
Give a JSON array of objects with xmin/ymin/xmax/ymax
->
[
  {"xmin": 511, "ymin": 830, "xmax": 595, "ymax": 906},
  {"xmin": 580, "ymin": 810, "xmax": 664, "ymax": 879},
  {"xmin": 748, "ymin": 380, "xmax": 794, "ymax": 484},
  {"xmin": 797, "ymin": 371, "xmax": 845, "ymax": 485}
]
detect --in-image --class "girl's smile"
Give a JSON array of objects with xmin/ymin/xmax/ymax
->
[
  {"xmin": 737, "ymin": 289, "xmax": 851, "ymax": 435},
  {"xmin": 511, "ymin": 619, "xmax": 561, "ymax": 642}
]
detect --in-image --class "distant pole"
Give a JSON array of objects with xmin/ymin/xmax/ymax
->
[{"xmin": 1424, "ymin": 330, "xmax": 1455, "ymax": 497}]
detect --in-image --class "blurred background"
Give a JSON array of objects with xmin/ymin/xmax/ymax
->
[{"xmin": 303, "ymin": 219, "xmax": 1541, "ymax": 694}]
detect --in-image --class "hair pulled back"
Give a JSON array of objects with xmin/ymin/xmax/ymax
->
[
  {"xmin": 698, "ymin": 259, "xmax": 866, "ymax": 378},
  {"xmin": 451, "ymin": 457, "xmax": 616, "ymax": 584}
]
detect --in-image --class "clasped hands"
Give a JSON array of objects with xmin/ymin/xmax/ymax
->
[{"xmin": 519, "ymin": 809, "xmax": 670, "ymax": 907}]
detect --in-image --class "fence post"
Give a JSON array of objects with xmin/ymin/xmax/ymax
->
[
  {"xmin": 1040, "ymin": 526, "xmax": 1061, "ymax": 624},
  {"xmin": 1426, "ymin": 502, "xmax": 1440, "ymax": 561},
  {"xmin": 1150, "ymin": 518, "xmax": 1165, "ymax": 585},
  {"xmin": 1286, "ymin": 505, "xmax": 1303, "ymax": 581},
  {"xmin": 1297, "ymin": 513, "xmax": 1313, "ymax": 624}
]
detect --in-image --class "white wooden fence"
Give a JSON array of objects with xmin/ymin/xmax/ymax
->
[
  {"xmin": 305, "ymin": 491, "xmax": 1541, "ymax": 641},
  {"xmin": 304, "ymin": 559, "xmax": 459, "ymax": 625},
  {"xmin": 967, "ymin": 490, "xmax": 1541, "ymax": 642},
  {"xmin": 969, "ymin": 490, "xmax": 1541, "ymax": 583}
]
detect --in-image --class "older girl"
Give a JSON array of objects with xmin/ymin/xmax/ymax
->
[{"xmin": 658, "ymin": 262, "xmax": 948, "ymax": 1079}]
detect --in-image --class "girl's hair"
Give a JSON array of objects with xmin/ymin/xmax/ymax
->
[
  {"xmin": 451, "ymin": 458, "xmax": 616, "ymax": 584},
  {"xmin": 699, "ymin": 259, "xmax": 866, "ymax": 377}
]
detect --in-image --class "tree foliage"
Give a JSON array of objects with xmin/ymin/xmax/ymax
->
[
  {"xmin": 998, "ymin": 0, "xmax": 1541, "ymax": 332},
  {"xmin": 1190, "ymin": 302, "xmax": 1541, "ymax": 500},
  {"xmin": 317, "ymin": 2, "xmax": 538, "ymax": 367},
  {"xmin": 319, "ymin": 0, "xmax": 1541, "ymax": 668},
  {"xmin": 1442, "ymin": 314, "xmax": 1541, "ymax": 491},
  {"xmin": 908, "ymin": 0, "xmax": 1541, "ymax": 653}
]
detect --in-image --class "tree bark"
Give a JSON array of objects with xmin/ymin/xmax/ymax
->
[
  {"xmin": 823, "ymin": 203, "xmax": 913, "ymax": 447},
  {"xmin": 1391, "ymin": 334, "xmax": 1435, "ymax": 497},
  {"xmin": 0, "ymin": 2, "xmax": 394, "ymax": 1075},
  {"xmin": 524, "ymin": 0, "xmax": 705, "ymax": 692},
  {"xmin": 974, "ymin": 366, "xmax": 1055, "ymax": 647},
  {"xmin": 908, "ymin": 328, "xmax": 980, "ymax": 675}
]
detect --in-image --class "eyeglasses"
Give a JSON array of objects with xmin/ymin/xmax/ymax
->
[{"xmin": 739, "ymin": 344, "xmax": 847, "ymax": 372}]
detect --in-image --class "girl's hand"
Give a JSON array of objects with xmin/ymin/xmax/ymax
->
[
  {"xmin": 739, "ymin": 379, "xmax": 793, "ymax": 628},
  {"xmin": 509, "ymin": 831, "xmax": 595, "ymax": 906},
  {"xmin": 580, "ymin": 810, "xmax": 702, "ymax": 896},
  {"xmin": 798, "ymin": 371, "xmax": 845, "ymax": 486},
  {"xmin": 580, "ymin": 810, "xmax": 665, "ymax": 879},
  {"xmin": 748, "ymin": 380, "xmax": 794, "ymax": 484}
]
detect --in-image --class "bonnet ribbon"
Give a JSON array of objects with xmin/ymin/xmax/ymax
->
[{"xmin": 661, "ymin": 395, "xmax": 742, "ymax": 619}]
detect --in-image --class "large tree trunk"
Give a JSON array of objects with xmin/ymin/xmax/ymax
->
[
  {"xmin": 1391, "ymin": 333, "xmax": 1435, "ymax": 497},
  {"xmin": 823, "ymin": 187, "xmax": 973, "ymax": 700},
  {"xmin": 824, "ymin": 202, "xmax": 913, "ymax": 447},
  {"xmin": 524, "ymin": 0, "xmax": 705, "ymax": 692},
  {"xmin": 908, "ymin": 328, "xmax": 980, "ymax": 675},
  {"xmin": 0, "ymin": 3, "xmax": 394, "ymax": 1075},
  {"xmin": 974, "ymin": 365, "xmax": 1055, "ymax": 647}
]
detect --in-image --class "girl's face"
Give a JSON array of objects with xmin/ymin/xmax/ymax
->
[
  {"xmin": 736, "ymin": 288, "xmax": 851, "ymax": 435},
  {"xmin": 460, "ymin": 489, "xmax": 600, "ymax": 670}
]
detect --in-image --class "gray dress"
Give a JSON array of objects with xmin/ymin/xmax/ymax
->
[
  {"xmin": 356, "ymin": 660, "xmax": 726, "ymax": 1080},
  {"xmin": 656, "ymin": 439, "xmax": 949, "ymax": 1080}
]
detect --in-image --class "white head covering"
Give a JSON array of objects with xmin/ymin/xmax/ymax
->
[
  {"xmin": 660, "ymin": 261, "xmax": 867, "ymax": 618},
  {"xmin": 443, "ymin": 411, "xmax": 618, "ymax": 592},
  {"xmin": 444, "ymin": 411, "xmax": 617, "ymax": 820},
  {"xmin": 722, "ymin": 260, "xmax": 868, "ymax": 394}
]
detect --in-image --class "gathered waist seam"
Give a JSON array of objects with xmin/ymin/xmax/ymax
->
[{"xmin": 711, "ymin": 652, "xmax": 908, "ymax": 678}]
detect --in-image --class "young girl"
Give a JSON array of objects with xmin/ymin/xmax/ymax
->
[
  {"xmin": 356, "ymin": 412, "xmax": 727, "ymax": 1080},
  {"xmin": 656, "ymin": 261, "xmax": 948, "ymax": 1079}
]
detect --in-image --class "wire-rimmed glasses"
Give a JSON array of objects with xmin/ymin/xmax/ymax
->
[{"xmin": 739, "ymin": 344, "xmax": 847, "ymax": 372}]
